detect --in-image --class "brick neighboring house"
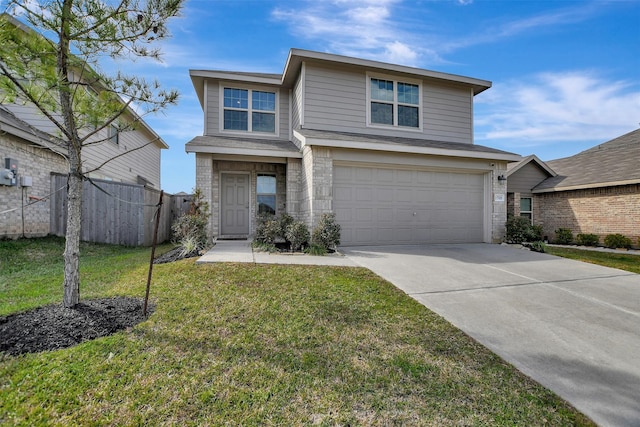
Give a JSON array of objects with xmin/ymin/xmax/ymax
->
[
  {"xmin": 186, "ymin": 49, "xmax": 521, "ymax": 246},
  {"xmin": 507, "ymin": 129, "xmax": 640, "ymax": 245}
]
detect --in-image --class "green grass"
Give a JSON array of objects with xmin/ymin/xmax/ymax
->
[
  {"xmin": 547, "ymin": 246, "xmax": 640, "ymax": 274},
  {"xmin": 0, "ymin": 238, "xmax": 594, "ymax": 426}
]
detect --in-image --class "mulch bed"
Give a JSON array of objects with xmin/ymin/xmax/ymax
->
[
  {"xmin": 1, "ymin": 248, "xmax": 203, "ymax": 357},
  {"xmin": 0, "ymin": 297, "xmax": 153, "ymax": 357}
]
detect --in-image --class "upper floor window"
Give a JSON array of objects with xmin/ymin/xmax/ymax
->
[
  {"xmin": 223, "ymin": 87, "xmax": 276, "ymax": 133},
  {"xmin": 368, "ymin": 75, "xmax": 421, "ymax": 129},
  {"xmin": 109, "ymin": 124, "xmax": 119, "ymax": 145}
]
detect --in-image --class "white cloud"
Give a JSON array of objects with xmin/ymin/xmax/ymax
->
[
  {"xmin": 476, "ymin": 71, "xmax": 640, "ymax": 146},
  {"xmin": 271, "ymin": 0, "xmax": 425, "ymax": 66}
]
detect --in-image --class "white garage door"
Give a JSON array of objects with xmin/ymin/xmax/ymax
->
[{"xmin": 334, "ymin": 165, "xmax": 486, "ymax": 246}]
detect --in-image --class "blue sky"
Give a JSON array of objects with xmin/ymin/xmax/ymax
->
[{"xmin": 13, "ymin": 0, "xmax": 640, "ymax": 193}]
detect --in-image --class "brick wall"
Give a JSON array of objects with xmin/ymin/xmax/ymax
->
[
  {"xmin": 535, "ymin": 184, "xmax": 640, "ymax": 245},
  {"xmin": 0, "ymin": 135, "xmax": 67, "ymax": 238}
]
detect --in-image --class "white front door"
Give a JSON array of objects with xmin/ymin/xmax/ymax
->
[{"xmin": 221, "ymin": 173, "xmax": 249, "ymax": 236}]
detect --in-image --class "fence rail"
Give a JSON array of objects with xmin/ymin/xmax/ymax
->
[{"xmin": 50, "ymin": 173, "xmax": 192, "ymax": 246}]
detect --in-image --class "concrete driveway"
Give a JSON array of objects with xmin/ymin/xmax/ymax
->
[{"xmin": 342, "ymin": 244, "xmax": 640, "ymax": 427}]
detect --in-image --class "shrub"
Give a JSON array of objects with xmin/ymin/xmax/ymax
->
[
  {"xmin": 604, "ymin": 233, "xmax": 632, "ymax": 249},
  {"xmin": 505, "ymin": 216, "xmax": 542, "ymax": 243},
  {"xmin": 312, "ymin": 213, "xmax": 341, "ymax": 251},
  {"xmin": 278, "ymin": 213, "xmax": 295, "ymax": 238},
  {"xmin": 527, "ymin": 241, "xmax": 547, "ymax": 253},
  {"xmin": 554, "ymin": 228, "xmax": 573, "ymax": 244},
  {"xmin": 171, "ymin": 188, "xmax": 210, "ymax": 255},
  {"xmin": 576, "ymin": 233, "xmax": 599, "ymax": 247},
  {"xmin": 285, "ymin": 221, "xmax": 310, "ymax": 252},
  {"xmin": 305, "ymin": 244, "xmax": 327, "ymax": 256},
  {"xmin": 254, "ymin": 213, "xmax": 280, "ymax": 245}
]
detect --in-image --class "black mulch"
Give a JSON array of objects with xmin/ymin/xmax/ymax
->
[{"xmin": 0, "ymin": 297, "xmax": 154, "ymax": 356}]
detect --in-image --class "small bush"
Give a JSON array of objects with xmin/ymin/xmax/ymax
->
[
  {"xmin": 278, "ymin": 214, "xmax": 295, "ymax": 237},
  {"xmin": 604, "ymin": 233, "xmax": 632, "ymax": 249},
  {"xmin": 576, "ymin": 233, "xmax": 599, "ymax": 247},
  {"xmin": 554, "ymin": 228, "xmax": 573, "ymax": 245},
  {"xmin": 305, "ymin": 244, "xmax": 327, "ymax": 256},
  {"xmin": 285, "ymin": 221, "xmax": 310, "ymax": 252},
  {"xmin": 312, "ymin": 213, "xmax": 341, "ymax": 251},
  {"xmin": 505, "ymin": 216, "xmax": 541, "ymax": 243},
  {"xmin": 172, "ymin": 188, "xmax": 210, "ymax": 255},
  {"xmin": 527, "ymin": 241, "xmax": 547, "ymax": 253},
  {"xmin": 254, "ymin": 214, "xmax": 280, "ymax": 245}
]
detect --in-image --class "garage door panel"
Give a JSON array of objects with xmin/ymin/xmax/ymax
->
[{"xmin": 334, "ymin": 165, "xmax": 485, "ymax": 246}]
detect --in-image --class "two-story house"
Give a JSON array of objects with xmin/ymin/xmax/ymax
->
[{"xmin": 186, "ymin": 49, "xmax": 520, "ymax": 246}]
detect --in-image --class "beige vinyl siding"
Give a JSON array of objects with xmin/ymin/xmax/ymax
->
[
  {"xmin": 509, "ymin": 163, "xmax": 550, "ymax": 194},
  {"xmin": 2, "ymin": 102, "xmax": 62, "ymax": 136},
  {"xmin": 423, "ymin": 84, "xmax": 472, "ymax": 143},
  {"xmin": 302, "ymin": 63, "xmax": 366, "ymax": 132},
  {"xmin": 205, "ymin": 81, "xmax": 220, "ymax": 134},
  {"xmin": 302, "ymin": 63, "xmax": 474, "ymax": 144},
  {"xmin": 82, "ymin": 126, "xmax": 162, "ymax": 187},
  {"xmin": 292, "ymin": 76, "xmax": 303, "ymax": 131},
  {"xmin": 278, "ymin": 88, "xmax": 289, "ymax": 138}
]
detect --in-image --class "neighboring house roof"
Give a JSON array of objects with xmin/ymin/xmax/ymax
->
[
  {"xmin": 533, "ymin": 128, "xmax": 640, "ymax": 193},
  {"xmin": 0, "ymin": 106, "xmax": 67, "ymax": 156},
  {"xmin": 294, "ymin": 129, "xmax": 520, "ymax": 161},
  {"xmin": 185, "ymin": 135, "xmax": 302, "ymax": 158},
  {"xmin": 189, "ymin": 48, "xmax": 493, "ymax": 110},
  {"xmin": 506, "ymin": 154, "xmax": 556, "ymax": 177}
]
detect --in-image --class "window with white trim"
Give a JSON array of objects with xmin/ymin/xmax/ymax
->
[
  {"xmin": 223, "ymin": 87, "xmax": 276, "ymax": 133},
  {"xmin": 368, "ymin": 75, "xmax": 421, "ymax": 129},
  {"xmin": 520, "ymin": 197, "xmax": 532, "ymax": 223}
]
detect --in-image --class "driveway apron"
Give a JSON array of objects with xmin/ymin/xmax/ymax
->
[{"xmin": 343, "ymin": 244, "xmax": 640, "ymax": 427}]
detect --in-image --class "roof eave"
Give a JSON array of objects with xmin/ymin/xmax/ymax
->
[
  {"xmin": 283, "ymin": 48, "xmax": 492, "ymax": 94},
  {"xmin": 533, "ymin": 178, "xmax": 640, "ymax": 193},
  {"xmin": 293, "ymin": 130, "xmax": 520, "ymax": 162}
]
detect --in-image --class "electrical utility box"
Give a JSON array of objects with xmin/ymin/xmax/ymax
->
[
  {"xmin": 1, "ymin": 158, "xmax": 18, "ymax": 186},
  {"xmin": 0, "ymin": 169, "xmax": 14, "ymax": 186}
]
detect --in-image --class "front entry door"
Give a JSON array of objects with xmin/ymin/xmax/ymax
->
[{"xmin": 221, "ymin": 173, "xmax": 249, "ymax": 236}]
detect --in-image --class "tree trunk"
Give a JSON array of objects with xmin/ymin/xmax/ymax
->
[
  {"xmin": 60, "ymin": 0, "xmax": 81, "ymax": 308},
  {"xmin": 63, "ymin": 168, "xmax": 82, "ymax": 308}
]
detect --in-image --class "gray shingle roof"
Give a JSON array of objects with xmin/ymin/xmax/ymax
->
[
  {"xmin": 185, "ymin": 135, "xmax": 301, "ymax": 156},
  {"xmin": 296, "ymin": 128, "xmax": 519, "ymax": 157},
  {"xmin": 533, "ymin": 128, "xmax": 640, "ymax": 192}
]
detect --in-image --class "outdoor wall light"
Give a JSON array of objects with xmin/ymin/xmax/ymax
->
[{"xmin": 497, "ymin": 174, "xmax": 507, "ymax": 181}]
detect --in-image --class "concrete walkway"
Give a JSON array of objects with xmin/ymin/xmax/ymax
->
[{"xmin": 197, "ymin": 239, "xmax": 357, "ymax": 266}]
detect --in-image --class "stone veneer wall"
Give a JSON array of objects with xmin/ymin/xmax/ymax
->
[
  {"xmin": 0, "ymin": 134, "xmax": 67, "ymax": 238},
  {"xmin": 195, "ymin": 154, "xmax": 287, "ymax": 239},
  {"xmin": 491, "ymin": 164, "xmax": 508, "ymax": 243},
  {"xmin": 534, "ymin": 184, "xmax": 640, "ymax": 245}
]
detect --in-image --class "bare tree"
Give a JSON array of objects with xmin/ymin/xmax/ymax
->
[{"xmin": 0, "ymin": 0, "xmax": 183, "ymax": 307}]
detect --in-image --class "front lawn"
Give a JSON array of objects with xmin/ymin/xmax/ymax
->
[
  {"xmin": 546, "ymin": 246, "xmax": 640, "ymax": 274},
  {"xmin": 1, "ymin": 238, "xmax": 594, "ymax": 426}
]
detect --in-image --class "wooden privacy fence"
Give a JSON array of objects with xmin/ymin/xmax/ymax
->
[{"xmin": 50, "ymin": 173, "xmax": 192, "ymax": 246}]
